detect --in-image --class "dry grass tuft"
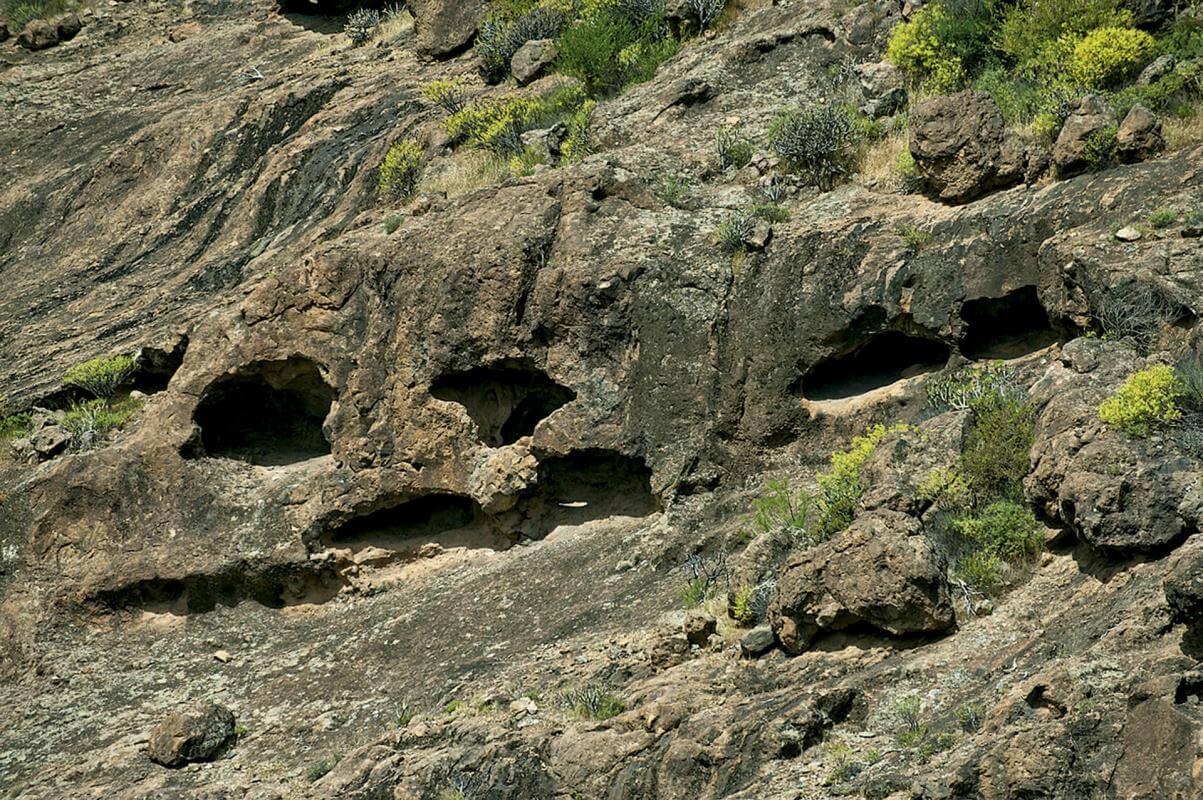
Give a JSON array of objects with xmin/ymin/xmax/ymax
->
[{"xmin": 1164, "ymin": 103, "xmax": 1203, "ymax": 152}]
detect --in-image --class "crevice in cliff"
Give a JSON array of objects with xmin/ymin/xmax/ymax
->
[
  {"xmin": 322, "ymin": 493, "xmax": 509, "ymax": 563},
  {"xmin": 959, "ymin": 286, "xmax": 1066, "ymax": 360},
  {"xmin": 507, "ymin": 449, "xmax": 660, "ymax": 540},
  {"xmin": 182, "ymin": 356, "xmax": 335, "ymax": 465},
  {"xmin": 130, "ymin": 336, "xmax": 189, "ymax": 394},
  {"xmin": 431, "ymin": 361, "xmax": 575, "ymax": 447},
  {"xmin": 799, "ymin": 332, "xmax": 950, "ymax": 401},
  {"xmin": 92, "ymin": 561, "xmax": 348, "ymax": 615}
]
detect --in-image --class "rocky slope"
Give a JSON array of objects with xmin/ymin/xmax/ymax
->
[{"xmin": 2, "ymin": 0, "xmax": 1203, "ymax": 798}]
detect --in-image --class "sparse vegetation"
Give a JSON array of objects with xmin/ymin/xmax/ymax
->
[
  {"xmin": 64, "ymin": 355, "xmax": 136, "ymax": 399},
  {"xmin": 959, "ymin": 386, "xmax": 1036, "ymax": 503},
  {"xmin": 378, "ymin": 139, "xmax": 425, "ymax": 203},
  {"xmin": 1, "ymin": 0, "xmax": 77, "ymax": 32},
  {"xmin": 950, "ymin": 501, "xmax": 1043, "ymax": 590},
  {"xmin": 421, "ymin": 78, "xmax": 471, "ymax": 115},
  {"xmin": 305, "ymin": 758, "xmax": 336, "ymax": 782},
  {"xmin": 1091, "ymin": 280, "xmax": 1178, "ymax": 351},
  {"xmin": 715, "ymin": 209, "xmax": 755, "ymax": 254},
  {"xmin": 655, "ymin": 172, "xmax": 691, "ymax": 207},
  {"xmin": 716, "ymin": 125, "xmax": 754, "ymax": 171},
  {"xmin": 768, "ymin": 104, "xmax": 861, "ymax": 191},
  {"xmin": 1098, "ymin": 363, "xmax": 1184, "ymax": 436},
  {"xmin": 0, "ymin": 411, "xmax": 33, "ymax": 444},
  {"xmin": 731, "ymin": 580, "xmax": 775, "ymax": 626},
  {"xmin": 344, "ymin": 8, "xmax": 381, "ymax": 46},
  {"xmin": 896, "ymin": 223, "xmax": 932, "ymax": 252},
  {"xmin": 957, "ymin": 702, "xmax": 983, "ymax": 732},
  {"xmin": 1148, "ymin": 205, "xmax": 1180, "ymax": 228},
  {"xmin": 678, "ymin": 550, "xmax": 729, "ymax": 607},
  {"xmin": 560, "ymin": 684, "xmax": 625, "ymax": 720}
]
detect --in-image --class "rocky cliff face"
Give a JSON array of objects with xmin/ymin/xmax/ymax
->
[{"xmin": 2, "ymin": 0, "xmax": 1203, "ymax": 798}]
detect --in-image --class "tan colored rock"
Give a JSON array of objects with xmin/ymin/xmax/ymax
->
[{"xmin": 147, "ymin": 702, "xmax": 236, "ymax": 767}]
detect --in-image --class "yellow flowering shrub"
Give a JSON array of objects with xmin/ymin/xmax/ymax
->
[{"xmin": 1098, "ymin": 364, "xmax": 1183, "ymax": 437}]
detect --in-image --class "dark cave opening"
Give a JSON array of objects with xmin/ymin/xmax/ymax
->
[
  {"xmin": 129, "ymin": 336, "xmax": 189, "ymax": 394},
  {"xmin": 511, "ymin": 449, "xmax": 660, "ymax": 540},
  {"xmin": 184, "ymin": 357, "xmax": 335, "ymax": 466},
  {"xmin": 800, "ymin": 332, "xmax": 951, "ymax": 401},
  {"xmin": 324, "ymin": 494, "xmax": 508, "ymax": 559},
  {"xmin": 959, "ymin": 286, "xmax": 1064, "ymax": 359},
  {"xmin": 431, "ymin": 361, "xmax": 576, "ymax": 447},
  {"xmin": 93, "ymin": 563, "xmax": 347, "ymax": 615}
]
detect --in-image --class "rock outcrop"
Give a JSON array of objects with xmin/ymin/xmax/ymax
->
[{"xmin": 147, "ymin": 702, "xmax": 236, "ymax": 767}]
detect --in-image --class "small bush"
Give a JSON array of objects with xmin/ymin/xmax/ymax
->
[
  {"xmin": 446, "ymin": 85, "xmax": 586, "ymax": 156},
  {"xmin": 476, "ymin": 5, "xmax": 571, "ymax": 83},
  {"xmin": 768, "ymin": 104, "xmax": 860, "ymax": 191},
  {"xmin": 960, "ymin": 391, "xmax": 1035, "ymax": 503},
  {"xmin": 952, "ymin": 500, "xmax": 1043, "ymax": 563},
  {"xmin": 814, "ymin": 424, "xmax": 909, "ymax": 539},
  {"xmin": 1175, "ymin": 353, "xmax": 1203, "ymax": 411},
  {"xmin": 716, "ymin": 125, "xmax": 754, "ymax": 171},
  {"xmin": 1080, "ymin": 124, "xmax": 1118, "ymax": 171},
  {"xmin": 918, "ymin": 466, "xmax": 971, "ymax": 508},
  {"xmin": 679, "ymin": 551, "xmax": 728, "ymax": 607},
  {"xmin": 378, "ymin": 139, "xmax": 425, "ymax": 202},
  {"xmin": 560, "ymin": 684, "xmax": 625, "ymax": 720},
  {"xmin": 345, "ymin": 8, "xmax": 381, "ymax": 46},
  {"xmin": 997, "ymin": 0, "xmax": 1133, "ymax": 77},
  {"xmin": 749, "ymin": 202, "xmax": 789, "ymax": 223},
  {"xmin": 750, "ymin": 478, "xmax": 810, "ymax": 537},
  {"xmin": 886, "ymin": 4, "xmax": 968, "ymax": 92},
  {"xmin": 892, "ymin": 695, "xmax": 924, "ymax": 737},
  {"xmin": 731, "ymin": 581, "xmax": 775, "ymax": 626},
  {"xmin": 306, "ymin": 759, "xmax": 336, "ymax": 782},
  {"xmin": 421, "ymin": 78, "xmax": 470, "ymax": 115},
  {"xmin": 896, "ymin": 223, "xmax": 932, "ymax": 252},
  {"xmin": 560, "ymin": 99, "xmax": 596, "ymax": 163},
  {"xmin": 1148, "ymin": 206, "xmax": 1180, "ymax": 228},
  {"xmin": 1098, "ymin": 363, "xmax": 1183, "ymax": 436},
  {"xmin": 688, "ymin": 0, "xmax": 727, "ymax": 30},
  {"xmin": 957, "ymin": 703, "xmax": 983, "ymax": 732},
  {"xmin": 927, "ymin": 363, "xmax": 1022, "ymax": 412},
  {"xmin": 1, "ymin": 0, "xmax": 75, "ymax": 32},
  {"xmin": 656, "ymin": 172, "xmax": 691, "ymax": 207},
  {"xmin": 1068, "ymin": 27, "xmax": 1155, "ymax": 89},
  {"xmin": 61, "ymin": 398, "xmax": 139, "ymax": 452},
  {"xmin": 1092, "ymin": 281, "xmax": 1178, "ymax": 351},
  {"xmin": 64, "ymin": 355, "xmax": 136, "ymax": 399},
  {"xmin": 715, "ymin": 210, "xmax": 754, "ymax": 254},
  {"xmin": 555, "ymin": 5, "xmax": 672, "ymax": 96}
]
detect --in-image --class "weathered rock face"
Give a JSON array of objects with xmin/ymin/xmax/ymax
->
[
  {"xmin": 17, "ymin": 19, "xmax": 57, "ymax": 50},
  {"xmin": 1053, "ymin": 95, "xmax": 1118, "ymax": 176},
  {"xmin": 909, "ymin": 90, "xmax": 1027, "ymax": 202},
  {"xmin": 1117, "ymin": 104, "xmax": 1165, "ymax": 163},
  {"xmin": 147, "ymin": 702, "xmax": 236, "ymax": 767},
  {"xmin": 771, "ymin": 510, "xmax": 954, "ymax": 653},
  {"xmin": 409, "ymin": 0, "xmax": 488, "ymax": 57},
  {"xmin": 512, "ymin": 38, "xmax": 557, "ymax": 85}
]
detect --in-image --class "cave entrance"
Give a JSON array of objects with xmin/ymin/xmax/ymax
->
[
  {"xmin": 800, "ymin": 332, "xmax": 950, "ymax": 401},
  {"xmin": 512, "ymin": 449, "xmax": 660, "ymax": 539},
  {"xmin": 431, "ymin": 361, "xmax": 575, "ymax": 447},
  {"xmin": 185, "ymin": 357, "xmax": 335, "ymax": 466},
  {"xmin": 960, "ymin": 286, "xmax": 1063, "ymax": 359},
  {"xmin": 324, "ymin": 494, "xmax": 506, "ymax": 560}
]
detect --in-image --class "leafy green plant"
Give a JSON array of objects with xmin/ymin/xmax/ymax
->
[
  {"xmin": 895, "ymin": 223, "xmax": 932, "ymax": 252},
  {"xmin": 560, "ymin": 98, "xmax": 596, "ymax": 163},
  {"xmin": 306, "ymin": 758, "xmax": 337, "ymax": 782},
  {"xmin": 952, "ymin": 501, "xmax": 1043, "ymax": 564},
  {"xmin": 560, "ymin": 684, "xmax": 625, "ymax": 720},
  {"xmin": 957, "ymin": 702, "xmax": 983, "ymax": 732},
  {"xmin": 768, "ymin": 104, "xmax": 861, "ymax": 191},
  {"xmin": 1098, "ymin": 363, "xmax": 1184, "ymax": 436},
  {"xmin": 918, "ymin": 466, "xmax": 970, "ymax": 508},
  {"xmin": 959, "ymin": 389, "xmax": 1035, "ymax": 503},
  {"xmin": 446, "ymin": 85, "xmax": 587, "ymax": 156},
  {"xmin": 997, "ymin": 0, "xmax": 1133, "ymax": 78},
  {"xmin": 814, "ymin": 424, "xmax": 909, "ymax": 539},
  {"xmin": 378, "ymin": 139, "xmax": 425, "ymax": 202},
  {"xmin": 731, "ymin": 581, "xmax": 774, "ymax": 626},
  {"xmin": 1080, "ymin": 124, "xmax": 1119, "ymax": 171},
  {"xmin": 61, "ymin": 398, "xmax": 140, "ymax": 452},
  {"xmin": 344, "ymin": 8, "xmax": 381, "ymax": 46},
  {"xmin": 1148, "ymin": 206, "xmax": 1180, "ymax": 229},
  {"xmin": 656, "ymin": 172, "xmax": 691, "ymax": 207},
  {"xmin": 886, "ymin": 4, "xmax": 970, "ymax": 92},
  {"xmin": 421, "ymin": 78, "xmax": 470, "ymax": 115},
  {"xmin": 892, "ymin": 694, "xmax": 924, "ymax": 742},
  {"xmin": 64, "ymin": 355, "xmax": 136, "ymax": 399},
  {"xmin": 1069, "ymin": 27, "xmax": 1155, "ymax": 89},
  {"xmin": 555, "ymin": 4, "xmax": 673, "ymax": 96},
  {"xmin": 716, "ymin": 125, "xmax": 754, "ymax": 171},
  {"xmin": 750, "ymin": 479, "xmax": 810, "ymax": 537},
  {"xmin": 0, "ymin": 411, "xmax": 32, "ymax": 444},
  {"xmin": 475, "ymin": 4, "xmax": 571, "ymax": 83},
  {"xmin": 715, "ymin": 210, "xmax": 754, "ymax": 254}
]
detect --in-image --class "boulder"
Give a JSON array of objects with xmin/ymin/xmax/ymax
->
[
  {"xmin": 1165, "ymin": 548, "xmax": 1203, "ymax": 624},
  {"xmin": 55, "ymin": 13, "xmax": 80, "ymax": 42},
  {"xmin": 682, "ymin": 611, "xmax": 716, "ymax": 647},
  {"xmin": 29, "ymin": 425, "xmax": 69, "ymax": 460},
  {"xmin": 1053, "ymin": 95, "xmax": 1117, "ymax": 177},
  {"xmin": 739, "ymin": 625, "xmax": 775, "ymax": 657},
  {"xmin": 147, "ymin": 702, "xmax": 236, "ymax": 767},
  {"xmin": 1, "ymin": 18, "xmax": 10, "ymax": 43},
  {"xmin": 855, "ymin": 61, "xmax": 906, "ymax": 119},
  {"xmin": 770, "ymin": 510, "xmax": 954, "ymax": 653},
  {"xmin": 1116, "ymin": 104, "xmax": 1164, "ymax": 164},
  {"xmin": 408, "ymin": 0, "xmax": 488, "ymax": 59},
  {"xmin": 511, "ymin": 38, "xmax": 557, "ymax": 86},
  {"xmin": 17, "ymin": 19, "xmax": 57, "ymax": 51},
  {"xmin": 909, "ymin": 91, "xmax": 1017, "ymax": 203},
  {"xmin": 1138, "ymin": 54, "xmax": 1176, "ymax": 85}
]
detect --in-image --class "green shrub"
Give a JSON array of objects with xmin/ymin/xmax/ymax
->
[
  {"xmin": 715, "ymin": 210, "xmax": 754, "ymax": 254},
  {"xmin": 886, "ymin": 4, "xmax": 969, "ymax": 92},
  {"xmin": 716, "ymin": 125, "xmax": 754, "ymax": 171},
  {"xmin": 1, "ymin": 0, "xmax": 75, "ymax": 32},
  {"xmin": 64, "ymin": 355, "xmax": 136, "ymax": 399},
  {"xmin": 560, "ymin": 98, "xmax": 596, "ymax": 163},
  {"xmin": 918, "ymin": 466, "xmax": 971, "ymax": 508},
  {"xmin": 749, "ymin": 202, "xmax": 789, "ymax": 223},
  {"xmin": 560, "ymin": 684, "xmax": 625, "ymax": 720},
  {"xmin": 421, "ymin": 78, "xmax": 470, "ymax": 115},
  {"xmin": 61, "ymin": 398, "xmax": 140, "ymax": 452},
  {"xmin": 750, "ymin": 478, "xmax": 811, "ymax": 537},
  {"xmin": 656, "ymin": 172, "xmax": 691, "ymax": 207},
  {"xmin": 895, "ymin": 223, "xmax": 932, "ymax": 252},
  {"xmin": 555, "ymin": 4, "xmax": 671, "ymax": 96},
  {"xmin": 1176, "ymin": 353, "xmax": 1203, "ymax": 411},
  {"xmin": 1080, "ymin": 124, "xmax": 1118, "ymax": 171},
  {"xmin": 814, "ymin": 423, "xmax": 909, "ymax": 539},
  {"xmin": 1098, "ymin": 363, "xmax": 1183, "ymax": 436},
  {"xmin": 997, "ymin": 0, "xmax": 1132, "ymax": 77},
  {"xmin": 1148, "ymin": 206, "xmax": 1180, "ymax": 229},
  {"xmin": 678, "ymin": 577, "xmax": 709, "ymax": 607},
  {"xmin": 378, "ymin": 139, "xmax": 425, "ymax": 202},
  {"xmin": 768, "ymin": 105, "xmax": 860, "ymax": 191},
  {"xmin": 344, "ymin": 8, "xmax": 380, "ymax": 46},
  {"xmin": 952, "ymin": 500, "xmax": 1042, "ymax": 562},
  {"xmin": 1069, "ymin": 27, "xmax": 1155, "ymax": 89},
  {"xmin": 446, "ymin": 86, "xmax": 586, "ymax": 156},
  {"xmin": 476, "ymin": 5, "xmax": 571, "ymax": 83},
  {"xmin": 960, "ymin": 390, "xmax": 1035, "ymax": 503},
  {"xmin": 956, "ymin": 703, "xmax": 983, "ymax": 732},
  {"xmin": 926, "ymin": 363, "xmax": 1021, "ymax": 412},
  {"xmin": 306, "ymin": 759, "xmax": 336, "ymax": 782},
  {"xmin": 0, "ymin": 411, "xmax": 32, "ymax": 443}
]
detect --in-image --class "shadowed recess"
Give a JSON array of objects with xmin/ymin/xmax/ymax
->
[
  {"xmin": 800, "ymin": 332, "xmax": 950, "ymax": 401},
  {"xmin": 92, "ymin": 562, "xmax": 348, "ymax": 615},
  {"xmin": 324, "ymin": 493, "xmax": 509, "ymax": 559},
  {"xmin": 184, "ymin": 356, "xmax": 335, "ymax": 466},
  {"xmin": 510, "ymin": 449, "xmax": 660, "ymax": 539},
  {"xmin": 430, "ymin": 360, "xmax": 576, "ymax": 447},
  {"xmin": 960, "ymin": 286, "xmax": 1064, "ymax": 360}
]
